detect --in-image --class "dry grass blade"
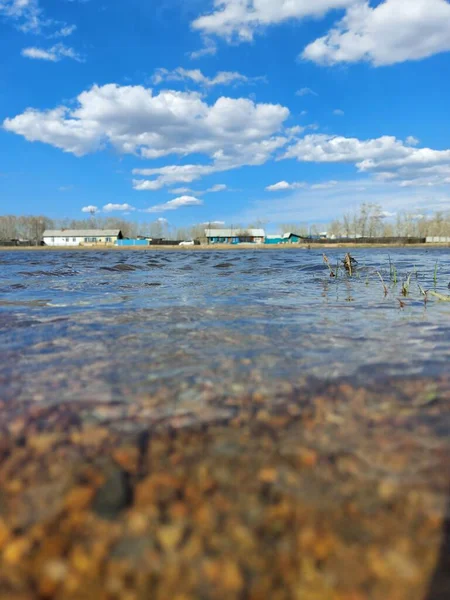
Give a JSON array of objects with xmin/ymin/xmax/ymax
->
[
  {"xmin": 322, "ymin": 253, "xmax": 335, "ymax": 278},
  {"xmin": 429, "ymin": 291, "xmax": 450, "ymax": 302},
  {"xmin": 417, "ymin": 283, "xmax": 429, "ymax": 305},
  {"xmin": 375, "ymin": 271, "xmax": 388, "ymax": 297},
  {"xmin": 343, "ymin": 253, "xmax": 355, "ymax": 276}
]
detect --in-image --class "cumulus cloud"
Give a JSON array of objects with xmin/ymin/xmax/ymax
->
[
  {"xmin": 21, "ymin": 44, "xmax": 83, "ymax": 62},
  {"xmin": 4, "ymin": 84, "xmax": 289, "ymax": 179},
  {"xmin": 81, "ymin": 205, "xmax": 99, "ymax": 213},
  {"xmin": 152, "ymin": 68, "xmax": 265, "ymax": 87},
  {"xmin": 192, "ymin": 0, "xmax": 353, "ymax": 41},
  {"xmin": 102, "ymin": 203, "xmax": 135, "ymax": 212},
  {"xmin": 142, "ymin": 195, "xmax": 203, "ymax": 213},
  {"xmin": 302, "ymin": 0, "xmax": 450, "ymax": 66},
  {"xmin": 266, "ymin": 180, "xmax": 306, "ymax": 191},
  {"xmin": 132, "ymin": 135, "xmax": 289, "ymax": 190},
  {"xmin": 283, "ymin": 133, "xmax": 450, "ymax": 186},
  {"xmin": 333, "ymin": 109, "xmax": 344, "ymax": 116},
  {"xmin": 192, "ymin": 1, "xmax": 450, "ymax": 66}
]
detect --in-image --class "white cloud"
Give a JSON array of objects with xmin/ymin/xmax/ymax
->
[
  {"xmin": 302, "ymin": 0, "xmax": 450, "ymax": 66},
  {"xmin": 133, "ymin": 136, "xmax": 289, "ymax": 190},
  {"xmin": 4, "ymin": 84, "xmax": 289, "ymax": 178},
  {"xmin": 188, "ymin": 38, "xmax": 217, "ymax": 59},
  {"xmin": 51, "ymin": 24, "xmax": 76, "ymax": 38},
  {"xmin": 142, "ymin": 195, "xmax": 203, "ymax": 213},
  {"xmin": 207, "ymin": 183, "xmax": 227, "ymax": 192},
  {"xmin": 169, "ymin": 187, "xmax": 196, "ymax": 195},
  {"xmin": 192, "ymin": 0, "xmax": 353, "ymax": 41},
  {"xmin": 310, "ymin": 180, "xmax": 338, "ymax": 189},
  {"xmin": 21, "ymin": 44, "xmax": 83, "ymax": 62},
  {"xmin": 102, "ymin": 203, "xmax": 135, "ymax": 212},
  {"xmin": 283, "ymin": 133, "xmax": 450, "ymax": 186},
  {"xmin": 81, "ymin": 205, "xmax": 99, "ymax": 213},
  {"xmin": 152, "ymin": 67, "xmax": 264, "ymax": 87},
  {"xmin": 192, "ymin": 1, "xmax": 450, "ymax": 66},
  {"xmin": 333, "ymin": 109, "xmax": 344, "ymax": 116},
  {"xmin": 0, "ymin": 0, "xmax": 43, "ymax": 33},
  {"xmin": 296, "ymin": 87, "xmax": 318, "ymax": 97},
  {"xmin": 406, "ymin": 136, "xmax": 420, "ymax": 147},
  {"xmin": 133, "ymin": 165, "xmax": 217, "ymax": 190},
  {"xmin": 0, "ymin": 0, "xmax": 76, "ymax": 38},
  {"xmin": 266, "ymin": 180, "xmax": 306, "ymax": 191}
]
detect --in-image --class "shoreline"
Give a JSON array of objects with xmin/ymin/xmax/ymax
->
[{"xmin": 1, "ymin": 242, "xmax": 449, "ymax": 251}]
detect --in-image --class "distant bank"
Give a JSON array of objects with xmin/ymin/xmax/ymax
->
[{"xmin": 1, "ymin": 242, "xmax": 449, "ymax": 251}]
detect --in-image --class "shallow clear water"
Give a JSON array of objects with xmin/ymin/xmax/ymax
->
[{"xmin": 0, "ymin": 248, "xmax": 449, "ymax": 404}]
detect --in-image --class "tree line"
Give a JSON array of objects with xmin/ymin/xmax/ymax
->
[
  {"xmin": 0, "ymin": 215, "xmax": 226, "ymax": 243},
  {"xmin": 279, "ymin": 204, "xmax": 450, "ymax": 238},
  {"xmin": 1, "ymin": 204, "xmax": 449, "ymax": 243}
]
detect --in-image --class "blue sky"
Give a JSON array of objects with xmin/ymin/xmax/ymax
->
[{"xmin": 1, "ymin": 0, "xmax": 450, "ymax": 229}]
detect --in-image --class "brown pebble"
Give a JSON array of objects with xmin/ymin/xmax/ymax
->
[
  {"xmin": 0, "ymin": 518, "xmax": 10, "ymax": 549},
  {"xmin": 157, "ymin": 524, "xmax": 185, "ymax": 552},
  {"xmin": 64, "ymin": 486, "xmax": 95, "ymax": 512},
  {"xmin": 3, "ymin": 537, "xmax": 31, "ymax": 565},
  {"xmin": 258, "ymin": 468, "xmax": 277, "ymax": 483}
]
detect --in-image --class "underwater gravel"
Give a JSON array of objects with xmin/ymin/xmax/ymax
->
[{"xmin": 0, "ymin": 376, "xmax": 449, "ymax": 599}]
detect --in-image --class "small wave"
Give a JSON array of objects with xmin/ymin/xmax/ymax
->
[{"xmin": 101, "ymin": 264, "xmax": 140, "ymax": 272}]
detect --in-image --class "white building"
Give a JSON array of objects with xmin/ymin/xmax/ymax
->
[{"xmin": 42, "ymin": 229, "xmax": 123, "ymax": 247}]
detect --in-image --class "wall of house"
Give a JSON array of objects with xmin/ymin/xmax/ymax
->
[
  {"xmin": 44, "ymin": 236, "xmax": 117, "ymax": 246},
  {"xmin": 208, "ymin": 236, "xmax": 264, "ymax": 244},
  {"xmin": 44, "ymin": 236, "xmax": 83, "ymax": 246}
]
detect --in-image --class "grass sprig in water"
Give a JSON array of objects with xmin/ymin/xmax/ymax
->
[
  {"xmin": 322, "ymin": 253, "xmax": 336, "ymax": 278},
  {"xmin": 375, "ymin": 271, "xmax": 388, "ymax": 297},
  {"xmin": 401, "ymin": 273, "xmax": 413, "ymax": 297}
]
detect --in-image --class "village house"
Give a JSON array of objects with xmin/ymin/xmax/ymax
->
[
  {"xmin": 204, "ymin": 228, "xmax": 265, "ymax": 244},
  {"xmin": 265, "ymin": 232, "xmax": 305, "ymax": 244},
  {"xmin": 42, "ymin": 229, "xmax": 123, "ymax": 246}
]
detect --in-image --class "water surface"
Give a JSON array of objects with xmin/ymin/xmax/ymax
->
[{"xmin": 1, "ymin": 247, "xmax": 449, "ymax": 406}]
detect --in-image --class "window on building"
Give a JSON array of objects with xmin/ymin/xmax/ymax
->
[
  {"xmin": 106, "ymin": 237, "xmax": 112, "ymax": 242},
  {"xmin": 66, "ymin": 238, "xmax": 70, "ymax": 242},
  {"xmin": 51, "ymin": 237, "xmax": 54, "ymax": 242},
  {"xmin": 73, "ymin": 238, "xmax": 76, "ymax": 242}
]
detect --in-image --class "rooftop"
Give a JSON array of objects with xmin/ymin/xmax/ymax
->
[
  {"xmin": 205, "ymin": 228, "xmax": 265, "ymax": 237},
  {"xmin": 43, "ymin": 229, "xmax": 122, "ymax": 237}
]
